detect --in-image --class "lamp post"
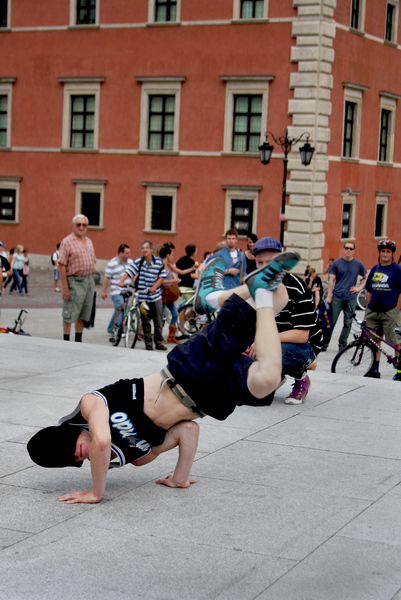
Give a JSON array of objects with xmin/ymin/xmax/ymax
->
[{"xmin": 259, "ymin": 130, "xmax": 315, "ymax": 247}]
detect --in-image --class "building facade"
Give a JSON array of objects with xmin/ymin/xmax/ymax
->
[{"xmin": 0, "ymin": 0, "xmax": 400, "ymax": 272}]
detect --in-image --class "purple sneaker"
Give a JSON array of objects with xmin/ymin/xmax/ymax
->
[{"xmin": 285, "ymin": 374, "xmax": 311, "ymax": 405}]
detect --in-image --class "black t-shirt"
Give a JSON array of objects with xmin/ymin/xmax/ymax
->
[
  {"xmin": 176, "ymin": 255, "xmax": 195, "ymax": 288},
  {"xmin": 0, "ymin": 255, "xmax": 11, "ymax": 273},
  {"xmin": 59, "ymin": 378, "xmax": 166, "ymax": 467}
]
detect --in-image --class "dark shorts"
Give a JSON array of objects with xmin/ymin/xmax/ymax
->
[{"xmin": 167, "ymin": 294, "xmax": 274, "ymax": 420}]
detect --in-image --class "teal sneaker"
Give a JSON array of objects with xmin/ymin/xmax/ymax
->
[
  {"xmin": 244, "ymin": 251, "xmax": 301, "ymax": 298},
  {"xmin": 193, "ymin": 257, "xmax": 225, "ymax": 315}
]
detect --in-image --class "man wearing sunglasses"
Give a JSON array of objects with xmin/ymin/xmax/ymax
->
[
  {"xmin": 58, "ymin": 214, "xmax": 97, "ymax": 343},
  {"xmin": 325, "ymin": 242, "xmax": 367, "ymax": 351}
]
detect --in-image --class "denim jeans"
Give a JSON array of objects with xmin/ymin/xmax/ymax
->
[
  {"xmin": 328, "ymin": 296, "xmax": 357, "ymax": 348},
  {"xmin": 163, "ymin": 300, "xmax": 178, "ymax": 326},
  {"xmin": 107, "ymin": 293, "xmax": 124, "ymax": 333},
  {"xmin": 281, "ymin": 342, "xmax": 316, "ymax": 380}
]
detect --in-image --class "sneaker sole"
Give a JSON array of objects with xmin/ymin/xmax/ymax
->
[
  {"xmin": 193, "ymin": 257, "xmax": 225, "ymax": 315},
  {"xmin": 244, "ymin": 251, "xmax": 301, "ymax": 294}
]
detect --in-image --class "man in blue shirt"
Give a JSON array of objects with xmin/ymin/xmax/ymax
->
[
  {"xmin": 213, "ymin": 228, "xmax": 243, "ymax": 289},
  {"xmin": 364, "ymin": 239, "xmax": 401, "ymax": 379},
  {"xmin": 325, "ymin": 242, "xmax": 367, "ymax": 350}
]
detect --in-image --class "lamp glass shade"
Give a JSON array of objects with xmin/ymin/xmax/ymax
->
[
  {"xmin": 299, "ymin": 141, "xmax": 315, "ymax": 166},
  {"xmin": 259, "ymin": 141, "xmax": 274, "ymax": 165}
]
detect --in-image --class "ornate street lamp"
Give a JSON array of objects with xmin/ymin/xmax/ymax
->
[{"xmin": 259, "ymin": 130, "xmax": 315, "ymax": 246}]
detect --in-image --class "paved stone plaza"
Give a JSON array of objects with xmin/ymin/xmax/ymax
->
[{"xmin": 1, "ymin": 271, "xmax": 401, "ymax": 599}]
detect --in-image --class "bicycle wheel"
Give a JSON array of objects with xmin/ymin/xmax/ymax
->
[
  {"xmin": 356, "ymin": 289, "xmax": 367, "ymax": 310},
  {"xmin": 111, "ymin": 307, "xmax": 124, "ymax": 347},
  {"xmin": 331, "ymin": 340, "xmax": 375, "ymax": 376},
  {"xmin": 126, "ymin": 307, "xmax": 140, "ymax": 348},
  {"xmin": 177, "ymin": 303, "xmax": 204, "ymax": 336}
]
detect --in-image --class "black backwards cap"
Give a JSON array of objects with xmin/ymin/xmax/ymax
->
[{"xmin": 27, "ymin": 424, "xmax": 84, "ymax": 468}]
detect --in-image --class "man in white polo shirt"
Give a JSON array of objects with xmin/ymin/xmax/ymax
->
[{"xmin": 101, "ymin": 244, "xmax": 133, "ymax": 339}]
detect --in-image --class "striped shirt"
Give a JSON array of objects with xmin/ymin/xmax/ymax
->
[
  {"xmin": 276, "ymin": 273, "xmax": 323, "ymax": 353},
  {"xmin": 105, "ymin": 256, "xmax": 134, "ymax": 297},
  {"xmin": 58, "ymin": 233, "xmax": 96, "ymax": 277},
  {"xmin": 126, "ymin": 256, "xmax": 167, "ymax": 302}
]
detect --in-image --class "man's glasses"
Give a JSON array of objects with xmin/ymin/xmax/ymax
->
[
  {"xmin": 75, "ymin": 223, "xmax": 87, "ymax": 228},
  {"xmin": 344, "ymin": 246, "xmax": 354, "ymax": 250}
]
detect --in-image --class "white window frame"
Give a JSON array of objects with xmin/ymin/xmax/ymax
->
[
  {"xmin": 73, "ymin": 179, "xmax": 106, "ymax": 229},
  {"xmin": 221, "ymin": 76, "xmax": 272, "ymax": 154},
  {"xmin": 70, "ymin": 0, "xmax": 99, "ymax": 27},
  {"xmin": 60, "ymin": 78, "xmax": 103, "ymax": 150},
  {"xmin": 340, "ymin": 193, "xmax": 357, "ymax": 241},
  {"xmin": 342, "ymin": 84, "xmax": 367, "ymax": 159},
  {"xmin": 374, "ymin": 194, "xmax": 389, "ymax": 239},
  {"xmin": 137, "ymin": 77, "xmax": 185, "ymax": 152},
  {"xmin": 0, "ymin": 177, "xmax": 21, "ymax": 224},
  {"xmin": 142, "ymin": 182, "xmax": 178, "ymax": 234},
  {"xmin": 378, "ymin": 93, "xmax": 397, "ymax": 163},
  {"xmin": 233, "ymin": 0, "xmax": 268, "ymax": 19},
  {"xmin": 148, "ymin": 0, "xmax": 181, "ymax": 23},
  {"xmin": 350, "ymin": 0, "xmax": 366, "ymax": 31},
  {"xmin": 0, "ymin": 80, "xmax": 15, "ymax": 148},
  {"xmin": 385, "ymin": 0, "xmax": 399, "ymax": 42},
  {"xmin": 223, "ymin": 185, "xmax": 259, "ymax": 236}
]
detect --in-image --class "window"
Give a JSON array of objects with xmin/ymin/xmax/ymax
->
[
  {"xmin": 71, "ymin": 0, "xmax": 97, "ymax": 26},
  {"xmin": 0, "ymin": 178, "xmax": 21, "ymax": 223},
  {"xmin": 343, "ymin": 101, "xmax": 356, "ymax": 157},
  {"xmin": 155, "ymin": 0, "xmax": 177, "ymax": 22},
  {"xmin": 341, "ymin": 193, "xmax": 357, "ymax": 240},
  {"xmin": 148, "ymin": 0, "xmax": 181, "ymax": 23},
  {"xmin": 379, "ymin": 108, "xmax": 391, "ymax": 161},
  {"xmin": 240, "ymin": 0, "xmax": 264, "ymax": 18},
  {"xmin": 342, "ymin": 84, "xmax": 367, "ymax": 159},
  {"xmin": 233, "ymin": 0, "xmax": 267, "ymax": 19},
  {"xmin": 60, "ymin": 78, "xmax": 103, "ymax": 150},
  {"xmin": 223, "ymin": 185, "xmax": 259, "ymax": 235},
  {"xmin": 70, "ymin": 95, "xmax": 95, "ymax": 148},
  {"xmin": 221, "ymin": 76, "xmax": 272, "ymax": 154},
  {"xmin": 143, "ymin": 182, "xmax": 179, "ymax": 233},
  {"xmin": 385, "ymin": 1, "xmax": 398, "ymax": 42},
  {"xmin": 378, "ymin": 93, "xmax": 397, "ymax": 163},
  {"xmin": 0, "ymin": 0, "xmax": 8, "ymax": 27},
  {"xmin": 0, "ymin": 80, "xmax": 14, "ymax": 148},
  {"xmin": 350, "ymin": 0, "xmax": 365, "ymax": 30},
  {"xmin": 137, "ymin": 77, "xmax": 185, "ymax": 152},
  {"xmin": 73, "ymin": 180, "xmax": 106, "ymax": 228},
  {"xmin": 374, "ymin": 196, "xmax": 388, "ymax": 238},
  {"xmin": 232, "ymin": 95, "xmax": 262, "ymax": 152},
  {"xmin": 0, "ymin": 95, "xmax": 8, "ymax": 146},
  {"xmin": 148, "ymin": 95, "xmax": 175, "ymax": 150}
]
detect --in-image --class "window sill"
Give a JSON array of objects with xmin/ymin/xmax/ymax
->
[
  {"xmin": 340, "ymin": 157, "xmax": 360, "ymax": 163},
  {"xmin": 146, "ymin": 22, "xmax": 181, "ymax": 27},
  {"xmin": 138, "ymin": 150, "xmax": 179, "ymax": 156},
  {"xmin": 143, "ymin": 229, "xmax": 176, "ymax": 235},
  {"xmin": 0, "ymin": 220, "xmax": 18, "ymax": 225},
  {"xmin": 61, "ymin": 148, "xmax": 99, "ymax": 153},
  {"xmin": 349, "ymin": 27, "xmax": 365, "ymax": 37},
  {"xmin": 221, "ymin": 151, "xmax": 260, "ymax": 158},
  {"xmin": 377, "ymin": 160, "xmax": 394, "ymax": 167},
  {"xmin": 0, "ymin": 146, "xmax": 11, "ymax": 151},
  {"xmin": 68, "ymin": 24, "xmax": 100, "ymax": 30}
]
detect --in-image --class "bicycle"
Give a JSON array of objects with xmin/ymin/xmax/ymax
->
[
  {"xmin": 176, "ymin": 290, "xmax": 216, "ymax": 336},
  {"xmin": 0, "ymin": 309, "xmax": 30, "ymax": 335},
  {"xmin": 356, "ymin": 288, "xmax": 367, "ymax": 310},
  {"xmin": 331, "ymin": 313, "xmax": 401, "ymax": 379},
  {"xmin": 110, "ymin": 288, "xmax": 141, "ymax": 349}
]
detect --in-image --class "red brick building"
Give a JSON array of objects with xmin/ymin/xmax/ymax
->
[{"xmin": 0, "ymin": 0, "xmax": 400, "ymax": 272}]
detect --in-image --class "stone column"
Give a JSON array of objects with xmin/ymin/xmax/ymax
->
[{"xmin": 285, "ymin": 0, "xmax": 336, "ymax": 274}]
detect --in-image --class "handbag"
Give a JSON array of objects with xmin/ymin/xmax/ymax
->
[{"xmin": 162, "ymin": 283, "xmax": 181, "ymax": 303}]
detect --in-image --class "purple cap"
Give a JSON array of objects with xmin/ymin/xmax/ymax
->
[{"xmin": 253, "ymin": 237, "xmax": 282, "ymax": 254}]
